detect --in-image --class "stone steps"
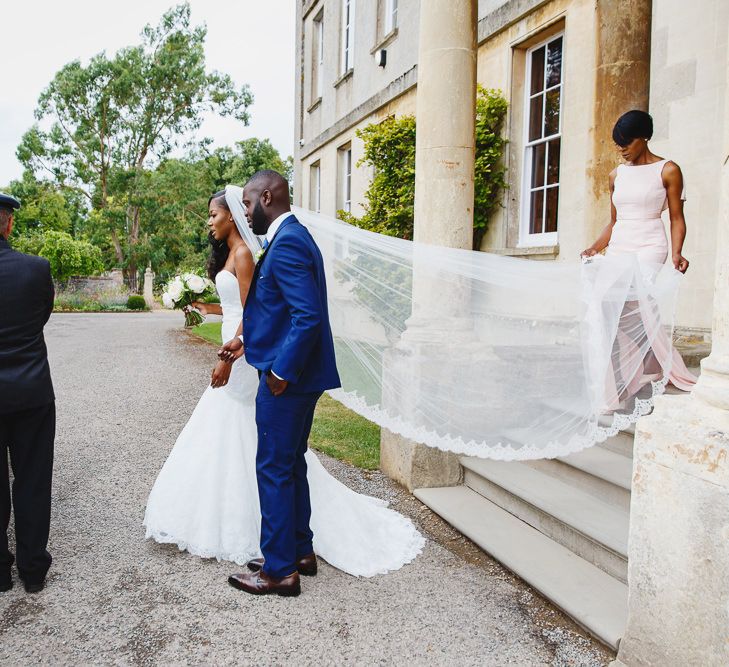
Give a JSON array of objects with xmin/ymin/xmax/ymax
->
[
  {"xmin": 415, "ymin": 425, "xmax": 635, "ymax": 648},
  {"xmin": 413, "ymin": 485, "xmax": 628, "ymax": 650},
  {"xmin": 527, "ymin": 446, "xmax": 632, "ymax": 510},
  {"xmin": 461, "ymin": 457, "xmax": 629, "ymax": 582}
]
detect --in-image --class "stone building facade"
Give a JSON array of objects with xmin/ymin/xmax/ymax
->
[{"xmin": 294, "ymin": 0, "xmax": 727, "ymax": 334}]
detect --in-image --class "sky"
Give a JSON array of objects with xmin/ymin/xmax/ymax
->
[{"xmin": 0, "ymin": 0, "xmax": 295, "ymax": 186}]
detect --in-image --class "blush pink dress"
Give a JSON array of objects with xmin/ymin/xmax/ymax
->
[{"xmin": 606, "ymin": 159, "xmax": 697, "ymax": 391}]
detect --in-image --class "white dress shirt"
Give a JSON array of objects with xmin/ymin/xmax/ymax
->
[{"xmin": 265, "ymin": 212, "xmax": 291, "ymax": 244}]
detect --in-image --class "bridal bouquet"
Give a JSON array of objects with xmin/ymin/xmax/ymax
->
[{"xmin": 162, "ymin": 273, "xmax": 216, "ymax": 327}]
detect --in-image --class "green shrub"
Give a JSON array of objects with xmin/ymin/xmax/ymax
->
[
  {"xmin": 15, "ymin": 230, "xmax": 103, "ymax": 282},
  {"xmin": 342, "ymin": 87, "xmax": 508, "ymax": 248},
  {"xmin": 338, "ymin": 115, "xmax": 416, "ymax": 239},
  {"xmin": 474, "ymin": 86, "xmax": 509, "ymax": 249},
  {"xmin": 126, "ymin": 295, "xmax": 148, "ymax": 311}
]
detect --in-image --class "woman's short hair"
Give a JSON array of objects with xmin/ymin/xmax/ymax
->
[{"xmin": 612, "ymin": 110, "xmax": 653, "ymax": 147}]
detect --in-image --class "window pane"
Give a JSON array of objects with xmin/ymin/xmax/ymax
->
[
  {"xmin": 529, "ymin": 94, "xmax": 543, "ymax": 141},
  {"xmin": 530, "ymin": 189, "xmax": 544, "ymax": 235},
  {"xmin": 547, "ymin": 138, "xmax": 561, "ymax": 185},
  {"xmin": 530, "ymin": 47, "xmax": 545, "ymax": 95},
  {"xmin": 546, "ymin": 37, "xmax": 563, "ymax": 88},
  {"xmin": 545, "ymin": 186, "xmax": 559, "ymax": 233},
  {"xmin": 544, "ymin": 88, "xmax": 560, "ymax": 136},
  {"xmin": 531, "ymin": 143, "xmax": 546, "ymax": 188}
]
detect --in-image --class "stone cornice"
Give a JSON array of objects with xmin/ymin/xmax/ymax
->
[
  {"xmin": 477, "ymin": 0, "xmax": 552, "ymax": 43},
  {"xmin": 300, "ymin": 64, "xmax": 418, "ymax": 160}
]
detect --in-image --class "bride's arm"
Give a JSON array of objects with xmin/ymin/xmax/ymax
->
[
  {"xmin": 663, "ymin": 161, "xmax": 689, "ymax": 273},
  {"xmin": 582, "ymin": 169, "xmax": 618, "ymax": 256},
  {"xmin": 218, "ymin": 246, "xmax": 255, "ymax": 364},
  {"xmin": 190, "ymin": 301, "xmax": 223, "ymax": 316},
  {"xmin": 233, "ymin": 245, "xmax": 255, "ymax": 310}
]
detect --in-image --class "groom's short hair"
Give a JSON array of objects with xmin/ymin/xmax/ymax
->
[{"xmin": 246, "ymin": 170, "xmax": 289, "ymax": 193}]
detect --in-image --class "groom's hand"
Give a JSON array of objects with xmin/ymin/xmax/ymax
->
[
  {"xmin": 218, "ymin": 337, "xmax": 244, "ymax": 363},
  {"xmin": 266, "ymin": 372, "xmax": 288, "ymax": 396}
]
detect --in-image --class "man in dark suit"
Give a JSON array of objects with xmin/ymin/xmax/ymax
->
[
  {"xmin": 0, "ymin": 192, "xmax": 55, "ymax": 593},
  {"xmin": 222, "ymin": 171, "xmax": 340, "ymax": 597}
]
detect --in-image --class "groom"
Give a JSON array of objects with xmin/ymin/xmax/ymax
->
[{"xmin": 221, "ymin": 170, "xmax": 340, "ymax": 597}]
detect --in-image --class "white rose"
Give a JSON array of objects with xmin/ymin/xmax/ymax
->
[
  {"xmin": 162, "ymin": 292, "xmax": 174, "ymax": 309},
  {"xmin": 186, "ymin": 274, "xmax": 206, "ymax": 294},
  {"xmin": 167, "ymin": 278, "xmax": 184, "ymax": 302}
]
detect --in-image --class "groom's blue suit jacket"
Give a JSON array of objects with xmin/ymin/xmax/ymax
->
[{"xmin": 243, "ymin": 214, "xmax": 340, "ymax": 394}]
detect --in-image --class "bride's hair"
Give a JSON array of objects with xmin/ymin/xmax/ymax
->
[
  {"xmin": 206, "ymin": 191, "xmax": 231, "ymax": 281},
  {"xmin": 612, "ymin": 110, "xmax": 653, "ymax": 147}
]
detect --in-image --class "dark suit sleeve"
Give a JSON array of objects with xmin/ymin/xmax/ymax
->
[
  {"xmin": 42, "ymin": 260, "xmax": 54, "ymax": 324},
  {"xmin": 269, "ymin": 235, "xmax": 323, "ymax": 383}
]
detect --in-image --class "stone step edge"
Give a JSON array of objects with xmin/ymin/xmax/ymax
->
[
  {"xmin": 556, "ymin": 446, "xmax": 633, "ymax": 491},
  {"xmin": 414, "ymin": 485, "xmax": 627, "ymax": 650},
  {"xmin": 461, "ymin": 457, "xmax": 629, "ymax": 558}
]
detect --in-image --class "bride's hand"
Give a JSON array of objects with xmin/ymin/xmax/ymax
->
[
  {"xmin": 580, "ymin": 248, "xmax": 598, "ymax": 258},
  {"xmin": 190, "ymin": 301, "xmax": 209, "ymax": 316},
  {"xmin": 211, "ymin": 360, "xmax": 232, "ymax": 388},
  {"xmin": 218, "ymin": 337, "xmax": 244, "ymax": 363},
  {"xmin": 673, "ymin": 253, "xmax": 689, "ymax": 274}
]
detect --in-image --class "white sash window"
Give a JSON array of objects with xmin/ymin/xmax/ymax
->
[{"xmin": 520, "ymin": 34, "xmax": 563, "ymax": 247}]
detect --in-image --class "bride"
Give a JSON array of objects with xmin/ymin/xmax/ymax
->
[{"xmin": 143, "ymin": 186, "xmax": 424, "ymax": 577}]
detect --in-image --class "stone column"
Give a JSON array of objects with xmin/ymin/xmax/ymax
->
[
  {"xmin": 143, "ymin": 265, "xmax": 155, "ymax": 309},
  {"xmin": 614, "ymin": 30, "xmax": 729, "ymax": 666},
  {"xmin": 379, "ymin": 0, "xmax": 477, "ymax": 491},
  {"xmin": 588, "ymin": 0, "xmax": 652, "ymax": 243},
  {"xmin": 413, "ymin": 0, "xmax": 477, "ymax": 250}
]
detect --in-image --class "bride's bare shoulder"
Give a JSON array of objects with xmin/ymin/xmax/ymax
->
[{"xmin": 232, "ymin": 243, "xmax": 254, "ymax": 276}]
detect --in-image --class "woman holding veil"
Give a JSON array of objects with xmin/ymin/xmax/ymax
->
[
  {"xmin": 143, "ymin": 185, "xmax": 424, "ymax": 576},
  {"xmin": 291, "ymin": 110, "xmax": 697, "ymax": 462},
  {"xmin": 580, "ymin": 110, "xmax": 696, "ymax": 408}
]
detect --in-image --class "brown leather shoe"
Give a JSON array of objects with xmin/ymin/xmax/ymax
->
[
  {"xmin": 228, "ymin": 570, "xmax": 301, "ymax": 597},
  {"xmin": 247, "ymin": 553, "xmax": 317, "ymax": 577}
]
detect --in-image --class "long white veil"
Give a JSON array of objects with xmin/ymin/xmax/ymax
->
[
  {"xmin": 225, "ymin": 185, "xmax": 263, "ymax": 259},
  {"xmin": 293, "ymin": 206, "xmax": 685, "ymax": 461}
]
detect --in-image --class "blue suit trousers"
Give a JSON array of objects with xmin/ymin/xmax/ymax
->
[{"xmin": 255, "ymin": 374, "xmax": 322, "ymax": 579}]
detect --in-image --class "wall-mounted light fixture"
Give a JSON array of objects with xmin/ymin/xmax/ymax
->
[{"xmin": 375, "ymin": 49, "xmax": 387, "ymax": 68}]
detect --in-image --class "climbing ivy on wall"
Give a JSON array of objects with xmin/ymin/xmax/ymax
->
[{"xmin": 339, "ymin": 86, "xmax": 508, "ymax": 250}]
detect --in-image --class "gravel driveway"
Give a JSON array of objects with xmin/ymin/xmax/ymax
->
[{"xmin": 0, "ymin": 312, "xmax": 612, "ymax": 666}]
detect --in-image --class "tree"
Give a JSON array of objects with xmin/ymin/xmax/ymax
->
[
  {"xmin": 6, "ymin": 171, "xmax": 86, "ymax": 237},
  {"xmin": 221, "ymin": 138, "xmax": 293, "ymax": 185},
  {"xmin": 13, "ymin": 231, "xmax": 103, "ymax": 283},
  {"xmin": 17, "ymin": 3, "xmax": 252, "ymax": 290}
]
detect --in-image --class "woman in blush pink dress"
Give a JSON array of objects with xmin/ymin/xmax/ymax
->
[{"xmin": 581, "ymin": 110, "xmax": 696, "ymax": 411}]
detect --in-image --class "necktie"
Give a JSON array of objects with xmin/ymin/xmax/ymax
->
[{"xmin": 262, "ymin": 238, "xmax": 269, "ymax": 250}]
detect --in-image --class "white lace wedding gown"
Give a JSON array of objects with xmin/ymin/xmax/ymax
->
[{"xmin": 144, "ymin": 270, "xmax": 424, "ymax": 576}]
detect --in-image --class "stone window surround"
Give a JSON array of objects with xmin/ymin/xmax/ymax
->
[
  {"xmin": 309, "ymin": 161, "xmax": 322, "ymax": 213},
  {"xmin": 340, "ymin": 0, "xmax": 355, "ymax": 76},
  {"xmin": 337, "ymin": 142, "xmax": 353, "ymax": 213},
  {"xmin": 310, "ymin": 8, "xmax": 325, "ymax": 106},
  {"xmin": 520, "ymin": 31, "xmax": 564, "ymax": 247},
  {"xmin": 373, "ymin": 0, "xmax": 399, "ymax": 52},
  {"xmin": 334, "ymin": 67, "xmax": 355, "ymax": 89},
  {"xmin": 371, "ymin": 27, "xmax": 399, "ymax": 55},
  {"xmin": 503, "ymin": 15, "xmax": 566, "ymax": 256}
]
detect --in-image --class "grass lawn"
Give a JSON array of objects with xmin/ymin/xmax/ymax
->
[
  {"xmin": 190, "ymin": 322, "xmax": 381, "ymax": 470},
  {"xmin": 190, "ymin": 322, "xmax": 224, "ymax": 346}
]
